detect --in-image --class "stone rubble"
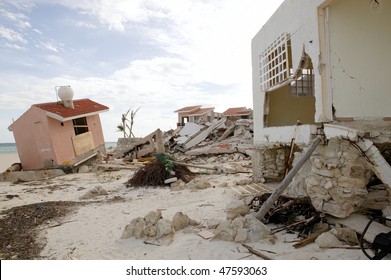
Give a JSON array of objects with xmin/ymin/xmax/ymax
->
[{"xmin": 121, "ymin": 210, "xmax": 199, "ymax": 245}]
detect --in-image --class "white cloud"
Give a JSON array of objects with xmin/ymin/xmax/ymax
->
[
  {"xmin": 44, "ymin": 54, "xmax": 65, "ymax": 65},
  {"xmin": 0, "ymin": 25, "xmax": 27, "ymax": 43},
  {"xmin": 0, "ymin": 0, "xmax": 284, "ymax": 142},
  {"xmin": 75, "ymin": 21, "xmax": 97, "ymax": 29},
  {"xmin": 59, "ymin": 0, "xmax": 165, "ymax": 31},
  {"xmin": 33, "ymin": 28, "xmax": 42, "ymax": 35},
  {"xmin": 4, "ymin": 42, "xmax": 27, "ymax": 50},
  {"xmin": 38, "ymin": 41, "xmax": 62, "ymax": 52}
]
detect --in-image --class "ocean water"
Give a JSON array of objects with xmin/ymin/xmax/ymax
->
[
  {"xmin": 0, "ymin": 142, "xmax": 117, "ymax": 154},
  {"xmin": 0, "ymin": 143, "xmax": 17, "ymax": 154}
]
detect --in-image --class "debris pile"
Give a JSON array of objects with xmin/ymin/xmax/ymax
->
[
  {"xmin": 112, "ymin": 118, "xmax": 254, "ymax": 162},
  {"xmin": 249, "ymin": 193, "xmax": 324, "ymax": 238},
  {"xmin": 125, "ymin": 154, "xmax": 196, "ymax": 187}
]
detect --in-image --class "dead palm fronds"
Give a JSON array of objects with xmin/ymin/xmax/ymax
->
[{"xmin": 126, "ymin": 155, "xmax": 195, "ymax": 187}]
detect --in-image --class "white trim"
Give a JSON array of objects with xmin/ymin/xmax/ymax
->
[
  {"xmin": 45, "ymin": 109, "xmax": 109, "ymax": 122},
  {"xmin": 324, "ymin": 7, "xmax": 333, "ymax": 120}
]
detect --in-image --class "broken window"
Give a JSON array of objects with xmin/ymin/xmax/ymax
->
[
  {"xmin": 262, "ymin": 46, "xmax": 316, "ymax": 127},
  {"xmin": 73, "ymin": 117, "xmax": 89, "ymax": 135},
  {"xmin": 290, "ymin": 53, "xmax": 314, "ymax": 97},
  {"xmin": 260, "ymin": 32, "xmax": 293, "ymax": 91}
]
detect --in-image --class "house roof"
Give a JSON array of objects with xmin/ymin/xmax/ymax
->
[
  {"xmin": 222, "ymin": 107, "xmax": 252, "ymax": 116},
  {"xmin": 188, "ymin": 107, "xmax": 215, "ymax": 116},
  {"xmin": 174, "ymin": 105, "xmax": 202, "ymax": 113},
  {"xmin": 33, "ymin": 98, "xmax": 109, "ymax": 121}
]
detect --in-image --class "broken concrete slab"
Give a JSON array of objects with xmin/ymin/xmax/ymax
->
[
  {"xmin": 181, "ymin": 119, "xmax": 226, "ymax": 150},
  {"xmin": 179, "ymin": 122, "xmax": 204, "ymax": 137},
  {"xmin": 324, "ymin": 124, "xmax": 391, "ymax": 188},
  {"xmin": 116, "ymin": 129, "xmax": 165, "ymax": 159},
  {"xmin": 0, "ymin": 169, "xmax": 65, "ymax": 182},
  {"xmin": 324, "ymin": 124, "xmax": 365, "ymax": 142},
  {"xmin": 185, "ymin": 143, "xmax": 237, "ymax": 156},
  {"xmin": 328, "ymin": 213, "xmax": 391, "ymax": 243},
  {"xmin": 219, "ymin": 123, "xmax": 235, "ymax": 141},
  {"xmin": 356, "ymin": 138, "xmax": 391, "ymax": 188}
]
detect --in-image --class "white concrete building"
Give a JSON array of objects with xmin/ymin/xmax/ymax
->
[
  {"xmin": 252, "ymin": 0, "xmax": 390, "ymax": 145},
  {"xmin": 251, "ymin": 0, "xmax": 391, "ymax": 218}
]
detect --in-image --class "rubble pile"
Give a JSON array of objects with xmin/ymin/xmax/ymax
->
[{"xmin": 113, "ymin": 118, "xmax": 254, "ymax": 163}]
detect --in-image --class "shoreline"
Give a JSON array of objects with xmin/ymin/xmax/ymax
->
[{"xmin": 0, "ymin": 153, "xmax": 20, "ymax": 172}]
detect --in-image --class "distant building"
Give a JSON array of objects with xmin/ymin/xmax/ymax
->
[
  {"xmin": 8, "ymin": 86, "xmax": 109, "ymax": 170},
  {"xmin": 174, "ymin": 105, "xmax": 219, "ymax": 127},
  {"xmin": 222, "ymin": 107, "xmax": 253, "ymax": 120}
]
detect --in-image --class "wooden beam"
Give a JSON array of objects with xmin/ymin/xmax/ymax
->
[{"xmin": 255, "ymin": 137, "xmax": 322, "ymax": 221}]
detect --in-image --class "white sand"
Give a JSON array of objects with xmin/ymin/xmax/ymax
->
[
  {"xmin": 0, "ymin": 153, "xmax": 20, "ymax": 172},
  {"xmin": 0, "ymin": 157, "xmax": 371, "ymax": 260}
]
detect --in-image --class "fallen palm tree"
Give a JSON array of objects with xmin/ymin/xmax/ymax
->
[{"xmin": 126, "ymin": 154, "xmax": 196, "ymax": 187}]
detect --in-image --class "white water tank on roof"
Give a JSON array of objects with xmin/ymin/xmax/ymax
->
[
  {"xmin": 58, "ymin": 85, "xmax": 74, "ymax": 101},
  {"xmin": 57, "ymin": 85, "xmax": 74, "ymax": 108}
]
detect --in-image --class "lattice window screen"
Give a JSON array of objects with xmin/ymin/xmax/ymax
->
[
  {"xmin": 290, "ymin": 68, "xmax": 315, "ymax": 97},
  {"xmin": 259, "ymin": 33, "xmax": 291, "ymax": 91}
]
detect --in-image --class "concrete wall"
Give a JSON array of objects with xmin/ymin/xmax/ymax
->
[
  {"xmin": 328, "ymin": 0, "xmax": 391, "ymax": 118},
  {"xmin": 252, "ymin": 0, "xmax": 390, "ymax": 147},
  {"xmin": 252, "ymin": 0, "xmax": 326, "ymax": 146}
]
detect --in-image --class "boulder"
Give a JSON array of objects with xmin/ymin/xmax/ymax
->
[
  {"xmin": 172, "ymin": 212, "xmax": 198, "ymax": 231},
  {"xmin": 80, "ymin": 186, "xmax": 108, "ymax": 200},
  {"xmin": 226, "ymin": 199, "xmax": 250, "ymax": 220}
]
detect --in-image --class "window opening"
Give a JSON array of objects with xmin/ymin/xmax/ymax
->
[
  {"xmin": 290, "ymin": 53, "xmax": 314, "ymax": 97},
  {"xmin": 73, "ymin": 117, "xmax": 89, "ymax": 135}
]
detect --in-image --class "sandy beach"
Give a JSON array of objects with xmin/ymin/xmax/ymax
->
[
  {"xmin": 0, "ymin": 152, "xmax": 374, "ymax": 261},
  {"xmin": 0, "ymin": 153, "xmax": 20, "ymax": 173}
]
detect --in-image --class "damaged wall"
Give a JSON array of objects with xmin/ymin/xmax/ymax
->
[
  {"xmin": 252, "ymin": 0, "xmax": 390, "ymax": 146},
  {"xmin": 252, "ymin": 0, "xmax": 327, "ymax": 147},
  {"xmin": 329, "ymin": 0, "xmax": 391, "ymax": 119},
  {"xmin": 266, "ymin": 85, "xmax": 316, "ymax": 127},
  {"xmin": 287, "ymin": 138, "xmax": 374, "ymax": 218},
  {"xmin": 261, "ymin": 137, "xmax": 391, "ymax": 219},
  {"xmin": 251, "ymin": 0, "xmax": 391, "ymax": 218}
]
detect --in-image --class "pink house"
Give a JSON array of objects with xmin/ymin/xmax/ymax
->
[{"xmin": 8, "ymin": 92, "xmax": 109, "ymax": 170}]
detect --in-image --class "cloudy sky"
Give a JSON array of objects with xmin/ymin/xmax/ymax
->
[{"xmin": 0, "ymin": 0, "xmax": 283, "ymax": 143}]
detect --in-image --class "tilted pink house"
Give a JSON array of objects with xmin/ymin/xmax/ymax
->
[{"xmin": 8, "ymin": 92, "xmax": 109, "ymax": 170}]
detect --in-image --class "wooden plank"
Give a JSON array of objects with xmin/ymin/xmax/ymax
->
[
  {"xmin": 72, "ymin": 131, "xmax": 94, "ymax": 156},
  {"xmin": 328, "ymin": 214, "xmax": 391, "ymax": 243}
]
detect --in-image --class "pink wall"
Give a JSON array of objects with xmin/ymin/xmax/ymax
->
[
  {"xmin": 48, "ymin": 117, "xmax": 76, "ymax": 165},
  {"xmin": 49, "ymin": 114, "xmax": 105, "ymax": 165},
  {"xmin": 11, "ymin": 107, "xmax": 56, "ymax": 170}
]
